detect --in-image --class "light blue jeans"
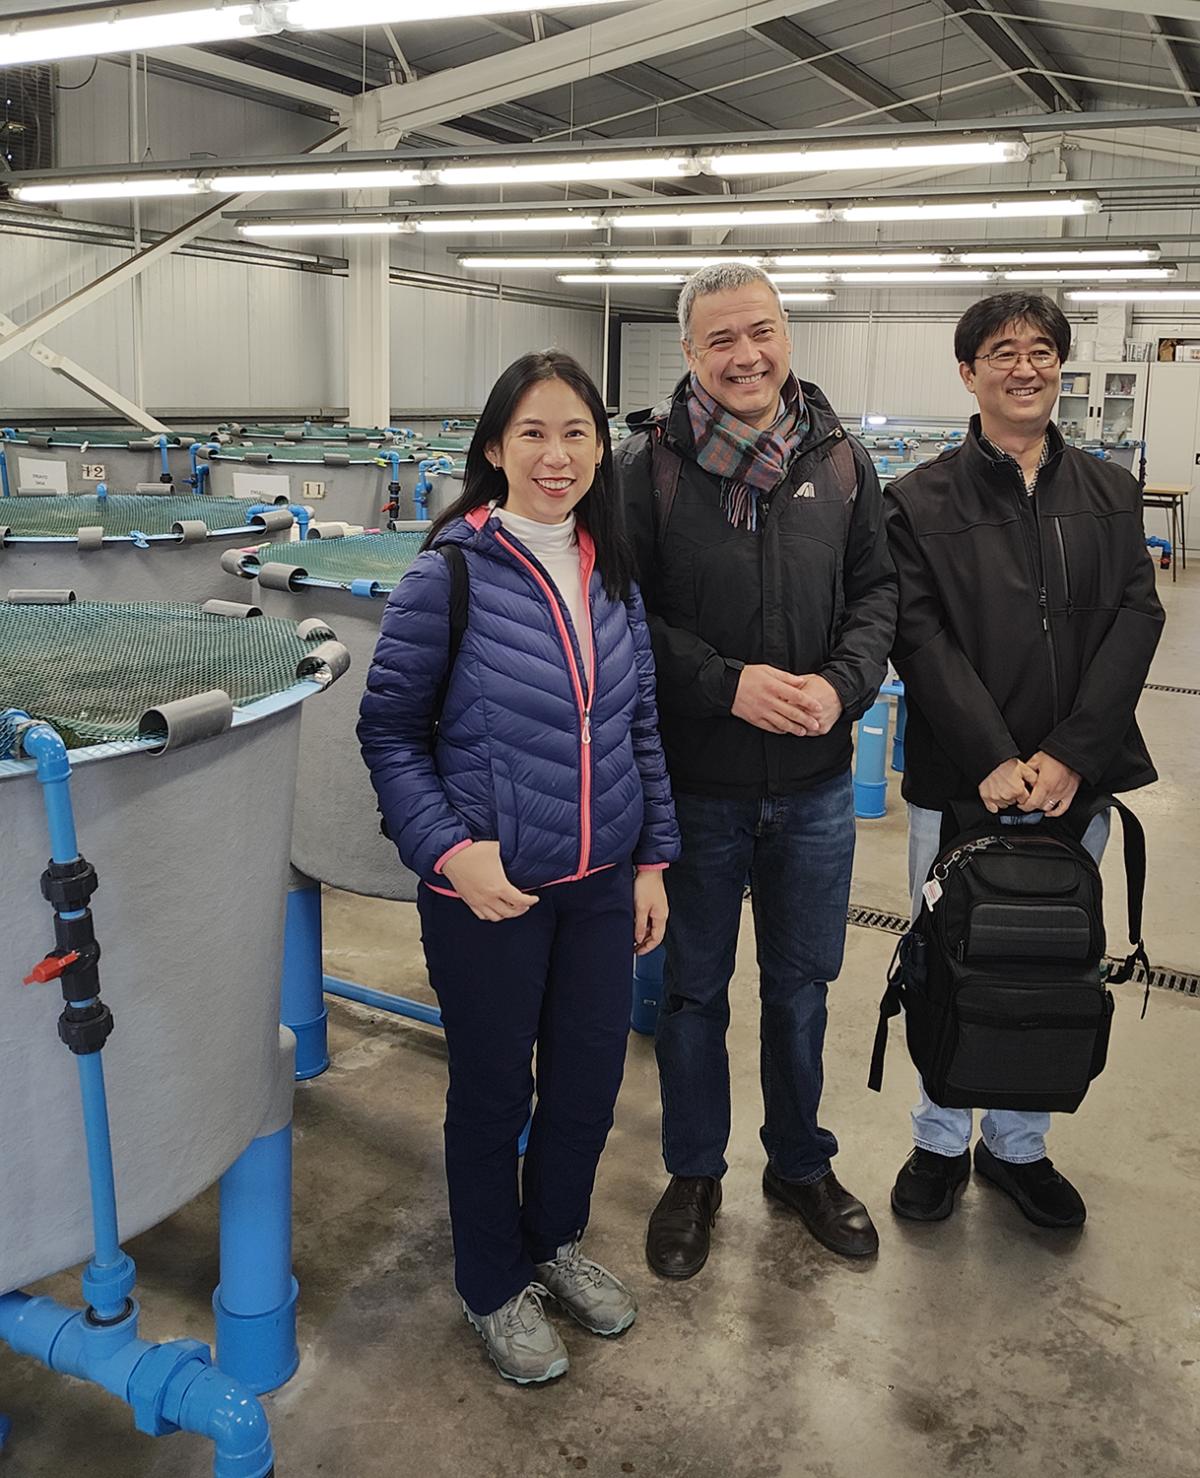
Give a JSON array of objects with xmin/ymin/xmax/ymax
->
[{"xmin": 906, "ymin": 802, "xmax": 1110, "ymax": 1164}]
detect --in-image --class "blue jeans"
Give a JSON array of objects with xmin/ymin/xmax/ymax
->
[
  {"xmin": 907, "ymin": 803, "xmax": 1111, "ymax": 1164},
  {"xmin": 657, "ymin": 770, "xmax": 856, "ymax": 1185}
]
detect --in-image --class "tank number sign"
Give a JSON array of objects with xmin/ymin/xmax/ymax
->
[
  {"xmin": 81, "ymin": 464, "xmax": 106, "ymax": 480},
  {"xmin": 301, "ymin": 480, "xmax": 326, "ymax": 499}
]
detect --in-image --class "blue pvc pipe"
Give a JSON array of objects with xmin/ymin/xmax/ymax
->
[
  {"xmin": 17, "ymin": 720, "xmax": 79, "ymax": 860},
  {"xmin": 157, "ymin": 435, "xmax": 172, "ymax": 482},
  {"xmin": 853, "ymin": 697, "xmax": 890, "ymax": 819},
  {"xmin": 0, "ymin": 1293, "xmax": 274, "ymax": 1478},
  {"xmin": 214, "ymin": 1125, "xmax": 299, "ymax": 1396},
  {"xmin": 414, "ymin": 455, "xmax": 453, "ymax": 520},
  {"xmin": 280, "ymin": 880, "xmax": 328, "ymax": 1079},
  {"xmin": 0, "ymin": 442, "xmax": 10, "ymax": 498},
  {"xmin": 324, "ymin": 974, "xmax": 443, "ymax": 1028}
]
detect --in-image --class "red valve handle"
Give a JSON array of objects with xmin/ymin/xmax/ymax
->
[{"xmin": 23, "ymin": 950, "xmax": 80, "ymax": 985}]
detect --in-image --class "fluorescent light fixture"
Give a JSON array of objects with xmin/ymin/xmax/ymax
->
[
  {"xmin": 1067, "ymin": 290, "xmax": 1200, "ymax": 301},
  {"xmin": 416, "ymin": 215, "xmax": 601, "ymax": 233},
  {"xmin": 239, "ymin": 220, "xmax": 409, "ymax": 236},
  {"xmin": 772, "ymin": 253, "xmax": 946, "ymax": 267},
  {"xmin": 438, "ymin": 156, "xmax": 699, "ymax": 187},
  {"xmin": 0, "ymin": 3, "xmax": 274, "ymax": 68},
  {"xmin": 286, "ymin": 0, "xmax": 624, "ymax": 27},
  {"xmin": 459, "ymin": 257, "xmax": 602, "ymax": 269},
  {"xmin": 767, "ymin": 273, "xmax": 835, "ymax": 284},
  {"xmin": 12, "ymin": 177, "xmax": 205, "ymax": 203},
  {"xmin": 840, "ymin": 198, "xmax": 1100, "ymax": 223},
  {"xmin": 212, "ymin": 168, "xmax": 424, "ymax": 191},
  {"xmin": 618, "ymin": 257, "xmax": 764, "ymax": 269},
  {"xmin": 1003, "ymin": 268, "xmax": 1174, "ymax": 281},
  {"xmin": 778, "ymin": 293, "xmax": 836, "ymax": 302},
  {"xmin": 611, "ymin": 207, "xmax": 831, "ymax": 229},
  {"xmin": 559, "ymin": 274, "xmax": 687, "ymax": 285},
  {"xmin": 708, "ymin": 140, "xmax": 1029, "ymax": 176},
  {"xmin": 837, "ymin": 271, "xmax": 993, "ymax": 283},
  {"xmin": 960, "ymin": 248, "xmax": 1159, "ymax": 264},
  {"xmin": 865, "ymin": 414, "xmax": 888, "ymax": 427}
]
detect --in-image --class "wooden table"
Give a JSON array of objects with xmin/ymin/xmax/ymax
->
[{"xmin": 1143, "ymin": 483, "xmax": 1188, "ymax": 581}]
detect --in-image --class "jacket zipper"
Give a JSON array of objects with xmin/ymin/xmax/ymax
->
[
  {"xmin": 1009, "ymin": 475, "xmax": 1061, "ymax": 727},
  {"xmin": 493, "ymin": 530, "xmax": 594, "ymax": 879},
  {"xmin": 1053, "ymin": 516, "xmax": 1074, "ymax": 616}
]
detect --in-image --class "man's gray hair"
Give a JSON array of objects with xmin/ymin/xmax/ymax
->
[{"xmin": 677, "ymin": 261, "xmax": 787, "ymax": 345}]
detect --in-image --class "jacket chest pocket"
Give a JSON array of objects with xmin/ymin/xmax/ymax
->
[{"xmin": 1051, "ymin": 511, "xmax": 1134, "ymax": 613}]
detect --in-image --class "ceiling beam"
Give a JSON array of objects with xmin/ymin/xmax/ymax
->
[
  {"xmin": 938, "ymin": 0, "xmax": 1081, "ymax": 112},
  {"xmin": 1041, "ymin": 0, "xmax": 1200, "ymax": 20},
  {"xmin": 1146, "ymin": 14, "xmax": 1200, "ymax": 106},
  {"xmin": 157, "ymin": 45, "xmax": 347, "ymax": 114},
  {"xmin": 366, "ymin": 0, "xmax": 845, "ymax": 135},
  {"xmin": 750, "ymin": 17, "xmax": 931, "ymax": 124},
  {"xmin": 976, "ymin": 0, "xmax": 1087, "ymax": 110}
]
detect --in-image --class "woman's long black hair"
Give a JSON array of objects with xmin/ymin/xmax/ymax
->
[{"xmin": 424, "ymin": 348, "xmax": 634, "ymax": 601}]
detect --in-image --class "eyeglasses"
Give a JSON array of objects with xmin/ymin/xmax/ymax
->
[{"xmin": 975, "ymin": 348, "xmax": 1060, "ymax": 371}]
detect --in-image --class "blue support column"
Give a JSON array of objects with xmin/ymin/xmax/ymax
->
[
  {"xmin": 853, "ymin": 697, "xmax": 891, "ymax": 819},
  {"xmin": 213, "ymin": 1124, "xmax": 299, "ymax": 1396},
  {"xmin": 280, "ymin": 873, "xmax": 329, "ymax": 1080},
  {"xmin": 631, "ymin": 943, "xmax": 665, "ymax": 1036}
]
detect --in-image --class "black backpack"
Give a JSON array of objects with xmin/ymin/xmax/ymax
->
[{"xmin": 867, "ymin": 795, "xmax": 1150, "ymax": 1114}]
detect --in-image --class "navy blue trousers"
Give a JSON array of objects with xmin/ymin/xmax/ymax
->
[{"xmin": 418, "ymin": 864, "xmax": 633, "ymax": 1317}]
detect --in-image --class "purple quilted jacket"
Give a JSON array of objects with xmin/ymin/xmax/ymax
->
[{"xmin": 358, "ymin": 506, "xmax": 680, "ymax": 892}]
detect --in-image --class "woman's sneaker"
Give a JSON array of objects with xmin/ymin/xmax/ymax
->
[
  {"xmin": 535, "ymin": 1241, "xmax": 638, "ymax": 1336},
  {"xmin": 463, "ymin": 1284, "xmax": 569, "ymax": 1384}
]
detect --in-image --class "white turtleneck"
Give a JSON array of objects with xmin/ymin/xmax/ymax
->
[{"xmin": 494, "ymin": 506, "xmax": 592, "ymax": 682}]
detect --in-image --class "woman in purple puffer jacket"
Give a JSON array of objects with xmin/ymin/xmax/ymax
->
[{"xmin": 358, "ymin": 350, "xmax": 679, "ymax": 1386}]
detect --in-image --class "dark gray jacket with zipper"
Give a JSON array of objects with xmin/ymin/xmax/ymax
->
[
  {"xmin": 885, "ymin": 416, "xmax": 1165, "ymax": 811},
  {"xmin": 616, "ymin": 375, "xmax": 897, "ymax": 799}
]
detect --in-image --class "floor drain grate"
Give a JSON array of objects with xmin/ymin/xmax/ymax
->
[
  {"xmin": 846, "ymin": 905, "xmax": 1200, "ymax": 998},
  {"xmin": 1143, "ymin": 683, "xmax": 1200, "ymax": 696}
]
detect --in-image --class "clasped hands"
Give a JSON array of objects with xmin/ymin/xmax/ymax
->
[
  {"xmin": 732, "ymin": 665, "xmax": 843, "ymax": 737},
  {"xmin": 443, "ymin": 840, "xmax": 668, "ymax": 953},
  {"xmin": 978, "ymin": 752, "xmax": 1082, "ymax": 816}
]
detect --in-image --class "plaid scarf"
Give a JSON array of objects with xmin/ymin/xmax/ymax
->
[{"xmin": 687, "ymin": 372, "xmax": 809, "ymax": 530}]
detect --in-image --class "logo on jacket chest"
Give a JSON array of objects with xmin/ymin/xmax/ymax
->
[{"xmin": 794, "ymin": 481, "xmax": 817, "ymax": 499}]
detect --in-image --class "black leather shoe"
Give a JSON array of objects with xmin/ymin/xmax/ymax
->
[
  {"xmin": 973, "ymin": 1142, "xmax": 1086, "ymax": 1228},
  {"xmin": 763, "ymin": 1166, "xmax": 879, "ymax": 1258},
  {"xmin": 891, "ymin": 1148, "xmax": 971, "ymax": 1222},
  {"xmin": 645, "ymin": 1175, "xmax": 722, "ymax": 1279}
]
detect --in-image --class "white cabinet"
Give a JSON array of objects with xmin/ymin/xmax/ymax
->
[
  {"xmin": 1056, "ymin": 362, "xmax": 1146, "ymax": 446},
  {"xmin": 1144, "ymin": 362, "xmax": 1200, "ymax": 487}
]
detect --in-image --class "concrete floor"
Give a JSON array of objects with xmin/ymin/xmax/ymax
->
[{"xmin": 3, "ymin": 580, "xmax": 1198, "ymax": 1478}]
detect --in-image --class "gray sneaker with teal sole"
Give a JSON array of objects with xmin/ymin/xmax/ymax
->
[
  {"xmin": 463, "ymin": 1283, "xmax": 569, "ymax": 1384},
  {"xmin": 535, "ymin": 1241, "xmax": 638, "ymax": 1336}
]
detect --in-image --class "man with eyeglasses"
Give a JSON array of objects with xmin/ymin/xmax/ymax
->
[{"xmin": 884, "ymin": 291, "xmax": 1164, "ymax": 1228}]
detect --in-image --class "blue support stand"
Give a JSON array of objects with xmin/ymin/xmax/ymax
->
[
  {"xmin": 281, "ymin": 875, "xmax": 330, "ymax": 1080},
  {"xmin": 631, "ymin": 944, "xmax": 665, "ymax": 1036},
  {"xmin": 214, "ymin": 1123, "xmax": 300, "ymax": 1396},
  {"xmin": 854, "ymin": 680, "xmax": 905, "ymax": 818}
]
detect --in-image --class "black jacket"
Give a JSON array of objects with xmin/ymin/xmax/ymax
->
[
  {"xmin": 615, "ymin": 376, "xmax": 897, "ymax": 799},
  {"xmin": 886, "ymin": 417, "xmax": 1164, "ymax": 810}
]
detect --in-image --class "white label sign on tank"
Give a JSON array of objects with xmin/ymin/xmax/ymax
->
[
  {"xmin": 17, "ymin": 456, "xmax": 69, "ymax": 492},
  {"xmin": 231, "ymin": 471, "xmax": 292, "ymax": 502}
]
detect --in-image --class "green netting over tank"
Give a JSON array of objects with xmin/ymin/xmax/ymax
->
[
  {"xmin": 242, "ymin": 529, "xmax": 426, "ymax": 590},
  {"xmin": 0, "ymin": 600, "xmax": 331, "ymax": 751},
  {"xmin": 0, "ymin": 495, "xmax": 284, "ymax": 540}
]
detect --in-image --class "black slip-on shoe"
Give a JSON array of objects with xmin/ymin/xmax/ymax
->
[
  {"xmin": 890, "ymin": 1147, "xmax": 971, "ymax": 1222},
  {"xmin": 973, "ymin": 1141, "xmax": 1086, "ymax": 1228}
]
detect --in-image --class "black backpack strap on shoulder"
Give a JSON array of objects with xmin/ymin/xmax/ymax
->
[
  {"xmin": 432, "ymin": 543, "xmax": 469, "ymax": 724},
  {"xmin": 1077, "ymin": 792, "xmax": 1151, "ymax": 1013},
  {"xmin": 649, "ymin": 424, "xmax": 683, "ymax": 542},
  {"xmin": 828, "ymin": 431, "xmax": 858, "ymax": 505},
  {"xmin": 867, "ymin": 937, "xmax": 906, "ymax": 1092}
]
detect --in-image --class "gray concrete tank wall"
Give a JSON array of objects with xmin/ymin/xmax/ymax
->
[
  {"xmin": 201, "ymin": 456, "xmax": 421, "ymax": 527},
  {"xmin": 0, "ymin": 702, "xmax": 304, "ymax": 1293}
]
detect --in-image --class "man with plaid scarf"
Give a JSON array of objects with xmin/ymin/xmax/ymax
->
[{"xmin": 616, "ymin": 263, "xmax": 896, "ymax": 1276}]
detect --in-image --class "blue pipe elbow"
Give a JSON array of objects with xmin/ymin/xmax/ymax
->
[{"xmin": 165, "ymin": 1362, "xmax": 274, "ymax": 1478}]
